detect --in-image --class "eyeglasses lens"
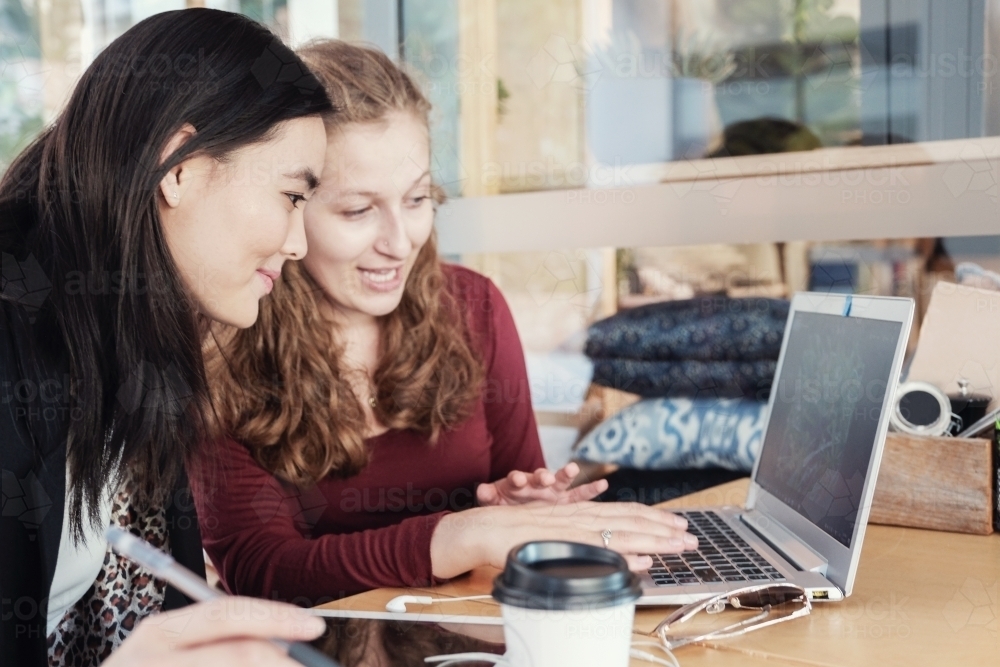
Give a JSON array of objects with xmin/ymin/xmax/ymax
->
[
  {"xmin": 656, "ymin": 585, "xmax": 811, "ymax": 649},
  {"xmin": 730, "ymin": 585, "xmax": 805, "ymax": 610}
]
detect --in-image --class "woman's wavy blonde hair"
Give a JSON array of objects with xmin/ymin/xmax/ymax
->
[{"xmin": 206, "ymin": 40, "xmax": 484, "ymax": 486}]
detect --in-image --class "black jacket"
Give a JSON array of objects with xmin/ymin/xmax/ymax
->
[{"xmin": 0, "ymin": 293, "xmax": 205, "ymax": 666}]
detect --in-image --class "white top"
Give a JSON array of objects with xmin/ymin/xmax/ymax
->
[{"xmin": 47, "ymin": 470, "xmax": 115, "ymax": 636}]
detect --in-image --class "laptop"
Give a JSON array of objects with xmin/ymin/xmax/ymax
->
[{"xmin": 637, "ymin": 292, "xmax": 914, "ymax": 606}]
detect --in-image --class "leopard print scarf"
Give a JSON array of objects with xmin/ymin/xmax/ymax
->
[{"xmin": 46, "ymin": 488, "xmax": 168, "ymax": 667}]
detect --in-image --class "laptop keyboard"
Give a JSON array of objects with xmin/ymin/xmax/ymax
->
[{"xmin": 648, "ymin": 510, "xmax": 786, "ymax": 586}]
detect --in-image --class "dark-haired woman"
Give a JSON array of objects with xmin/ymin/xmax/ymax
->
[
  {"xmin": 1, "ymin": 9, "xmax": 330, "ymax": 667},
  {"xmin": 195, "ymin": 40, "xmax": 697, "ymax": 604}
]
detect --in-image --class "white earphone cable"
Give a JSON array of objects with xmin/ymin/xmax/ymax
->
[
  {"xmin": 630, "ymin": 641, "xmax": 681, "ymax": 667},
  {"xmin": 424, "ymin": 652, "xmax": 507, "ymax": 666}
]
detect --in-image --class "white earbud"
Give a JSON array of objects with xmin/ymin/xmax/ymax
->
[
  {"xmin": 385, "ymin": 594, "xmax": 492, "ymax": 613},
  {"xmin": 385, "ymin": 595, "xmax": 434, "ymax": 613}
]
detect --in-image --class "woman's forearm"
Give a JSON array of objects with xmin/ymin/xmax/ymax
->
[
  {"xmin": 428, "ymin": 501, "xmax": 699, "ymax": 580},
  {"xmin": 428, "ymin": 508, "xmax": 496, "ymax": 579}
]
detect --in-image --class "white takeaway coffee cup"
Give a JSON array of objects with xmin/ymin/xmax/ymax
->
[{"xmin": 491, "ymin": 541, "xmax": 642, "ymax": 667}]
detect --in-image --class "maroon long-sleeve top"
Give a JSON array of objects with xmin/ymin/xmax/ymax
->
[{"xmin": 191, "ymin": 265, "xmax": 544, "ymax": 604}]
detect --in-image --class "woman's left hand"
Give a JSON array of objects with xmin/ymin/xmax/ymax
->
[{"xmin": 476, "ymin": 462, "xmax": 608, "ymax": 506}]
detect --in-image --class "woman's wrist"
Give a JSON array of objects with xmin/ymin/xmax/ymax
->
[{"xmin": 429, "ymin": 507, "xmax": 499, "ymax": 579}]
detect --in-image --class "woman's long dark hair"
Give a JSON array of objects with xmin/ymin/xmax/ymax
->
[{"xmin": 0, "ymin": 9, "xmax": 331, "ymax": 534}]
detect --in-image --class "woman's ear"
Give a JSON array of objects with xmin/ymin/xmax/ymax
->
[{"xmin": 158, "ymin": 123, "xmax": 197, "ymax": 208}]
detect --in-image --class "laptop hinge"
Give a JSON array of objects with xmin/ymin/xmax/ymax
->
[{"xmin": 740, "ymin": 510, "xmax": 829, "ymax": 575}]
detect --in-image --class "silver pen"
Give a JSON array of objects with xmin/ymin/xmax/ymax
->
[{"xmin": 106, "ymin": 526, "xmax": 339, "ymax": 667}]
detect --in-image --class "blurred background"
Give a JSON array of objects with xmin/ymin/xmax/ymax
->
[{"xmin": 4, "ymin": 0, "xmax": 1000, "ymax": 466}]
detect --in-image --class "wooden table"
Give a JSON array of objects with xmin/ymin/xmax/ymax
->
[{"xmin": 316, "ymin": 479, "xmax": 1000, "ymax": 665}]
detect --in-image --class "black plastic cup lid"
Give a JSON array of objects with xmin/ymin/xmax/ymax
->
[{"xmin": 492, "ymin": 541, "xmax": 642, "ymax": 611}]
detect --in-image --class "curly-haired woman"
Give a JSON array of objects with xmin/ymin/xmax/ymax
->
[{"xmin": 192, "ymin": 41, "xmax": 697, "ymax": 602}]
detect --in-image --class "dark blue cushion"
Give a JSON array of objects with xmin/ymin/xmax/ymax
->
[
  {"xmin": 590, "ymin": 358, "xmax": 775, "ymax": 400},
  {"xmin": 586, "ymin": 297, "xmax": 789, "ymax": 363}
]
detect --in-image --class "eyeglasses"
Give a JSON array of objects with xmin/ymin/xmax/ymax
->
[{"xmin": 652, "ymin": 583, "xmax": 812, "ymax": 650}]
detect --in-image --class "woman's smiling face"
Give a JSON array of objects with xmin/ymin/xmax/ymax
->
[
  {"xmin": 158, "ymin": 116, "xmax": 327, "ymax": 328},
  {"xmin": 301, "ymin": 111, "xmax": 434, "ymax": 322}
]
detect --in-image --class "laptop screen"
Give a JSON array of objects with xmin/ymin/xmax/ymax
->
[{"xmin": 754, "ymin": 310, "xmax": 902, "ymax": 547}]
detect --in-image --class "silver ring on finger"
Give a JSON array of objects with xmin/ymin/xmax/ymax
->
[{"xmin": 601, "ymin": 528, "xmax": 612, "ymax": 548}]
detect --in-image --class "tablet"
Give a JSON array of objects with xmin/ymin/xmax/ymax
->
[{"xmin": 310, "ymin": 617, "xmax": 505, "ymax": 666}]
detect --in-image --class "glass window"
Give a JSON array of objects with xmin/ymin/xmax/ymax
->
[
  {"xmin": 4, "ymin": 1, "xmax": 993, "ymax": 183},
  {"xmin": 398, "ymin": 0, "xmax": 995, "ymax": 195},
  {"xmin": 1, "ymin": 0, "xmax": 44, "ymax": 168},
  {"xmin": 2, "ymin": 1, "xmax": 997, "ymax": 465}
]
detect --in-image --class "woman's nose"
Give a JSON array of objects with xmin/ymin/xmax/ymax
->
[
  {"xmin": 377, "ymin": 210, "xmax": 411, "ymax": 258},
  {"xmin": 282, "ymin": 207, "xmax": 308, "ymax": 261}
]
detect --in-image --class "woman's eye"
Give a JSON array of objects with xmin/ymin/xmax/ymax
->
[
  {"xmin": 343, "ymin": 207, "xmax": 370, "ymax": 219},
  {"xmin": 286, "ymin": 193, "xmax": 307, "ymax": 208},
  {"xmin": 408, "ymin": 196, "xmax": 429, "ymax": 207}
]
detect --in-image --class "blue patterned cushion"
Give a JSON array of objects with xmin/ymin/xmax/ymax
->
[
  {"xmin": 590, "ymin": 358, "xmax": 775, "ymax": 400},
  {"xmin": 585, "ymin": 297, "xmax": 789, "ymax": 362},
  {"xmin": 575, "ymin": 398, "xmax": 767, "ymax": 471}
]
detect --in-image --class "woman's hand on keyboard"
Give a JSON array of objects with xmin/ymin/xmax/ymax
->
[
  {"xmin": 430, "ymin": 501, "xmax": 698, "ymax": 579},
  {"xmin": 475, "ymin": 462, "xmax": 608, "ymax": 507}
]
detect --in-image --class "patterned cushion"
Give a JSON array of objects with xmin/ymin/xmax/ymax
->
[
  {"xmin": 575, "ymin": 398, "xmax": 767, "ymax": 472},
  {"xmin": 585, "ymin": 297, "xmax": 789, "ymax": 362},
  {"xmin": 590, "ymin": 358, "xmax": 775, "ymax": 400}
]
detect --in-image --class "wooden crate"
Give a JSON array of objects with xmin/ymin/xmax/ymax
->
[
  {"xmin": 869, "ymin": 432, "xmax": 994, "ymax": 535},
  {"xmin": 572, "ymin": 386, "xmax": 995, "ymax": 535}
]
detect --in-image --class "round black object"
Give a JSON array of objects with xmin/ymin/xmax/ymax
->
[
  {"xmin": 949, "ymin": 394, "xmax": 991, "ymax": 430},
  {"xmin": 898, "ymin": 390, "xmax": 942, "ymax": 426},
  {"xmin": 492, "ymin": 541, "xmax": 642, "ymax": 611}
]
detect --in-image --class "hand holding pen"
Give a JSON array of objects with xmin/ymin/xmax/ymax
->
[{"xmin": 105, "ymin": 527, "xmax": 340, "ymax": 667}]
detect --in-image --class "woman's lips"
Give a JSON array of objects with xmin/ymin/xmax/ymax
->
[
  {"xmin": 358, "ymin": 267, "xmax": 403, "ymax": 292},
  {"xmin": 257, "ymin": 268, "xmax": 280, "ymax": 294}
]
